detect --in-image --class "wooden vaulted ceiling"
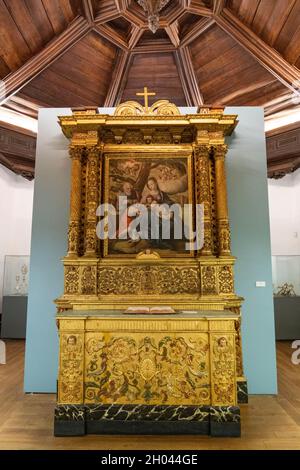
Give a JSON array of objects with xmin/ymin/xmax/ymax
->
[{"xmin": 0, "ymin": 0, "xmax": 300, "ymax": 179}]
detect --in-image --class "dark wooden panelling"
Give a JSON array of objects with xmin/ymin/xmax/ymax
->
[
  {"xmin": 41, "ymin": 0, "xmax": 82, "ymax": 33},
  {"xmin": 178, "ymin": 12, "xmax": 203, "ymax": 37},
  {"xmin": 107, "ymin": 17, "xmax": 132, "ymax": 38},
  {"xmin": 0, "ymin": 121, "xmax": 36, "ymax": 179},
  {"xmin": 121, "ymin": 52, "xmax": 187, "ymax": 106},
  {"xmin": 266, "ymin": 122, "xmax": 300, "ymax": 178},
  {"xmin": 19, "ymin": 31, "xmax": 117, "ymax": 107},
  {"xmin": 139, "ymin": 29, "xmax": 171, "ymax": 43},
  {"xmin": 275, "ymin": 1, "xmax": 300, "ymax": 65},
  {"xmin": 227, "ymin": 0, "xmax": 260, "ymax": 25},
  {"xmin": 0, "ymin": 0, "xmax": 82, "ymax": 78},
  {"xmin": 228, "ymin": 0, "xmax": 300, "ymax": 65},
  {"xmin": 190, "ymin": 24, "xmax": 287, "ymax": 105},
  {"xmin": 267, "ymin": 122, "xmax": 300, "ymax": 159}
]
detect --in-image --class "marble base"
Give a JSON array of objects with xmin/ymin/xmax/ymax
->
[
  {"xmin": 54, "ymin": 405, "xmax": 86, "ymax": 436},
  {"xmin": 54, "ymin": 404, "xmax": 240, "ymax": 437},
  {"xmin": 210, "ymin": 406, "xmax": 241, "ymax": 437},
  {"xmin": 237, "ymin": 380, "xmax": 248, "ymax": 404}
]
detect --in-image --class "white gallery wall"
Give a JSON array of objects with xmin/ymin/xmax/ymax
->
[
  {"xmin": 0, "ymin": 165, "xmax": 34, "ymax": 313},
  {"xmin": 268, "ymin": 168, "xmax": 300, "ymax": 256}
]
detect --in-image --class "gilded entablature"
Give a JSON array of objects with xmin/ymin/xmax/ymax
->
[
  {"xmin": 98, "ymin": 265, "xmax": 200, "ymax": 296},
  {"xmin": 61, "ymin": 259, "xmax": 236, "ymax": 304}
]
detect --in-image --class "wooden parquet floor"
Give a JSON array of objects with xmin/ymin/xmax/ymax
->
[{"xmin": 0, "ymin": 340, "xmax": 300, "ymax": 450}]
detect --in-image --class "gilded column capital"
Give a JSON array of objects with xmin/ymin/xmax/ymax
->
[
  {"xmin": 69, "ymin": 146, "xmax": 85, "ymax": 160},
  {"xmin": 211, "ymin": 144, "xmax": 228, "ymax": 159},
  {"xmin": 194, "ymin": 144, "xmax": 211, "ymax": 157},
  {"xmin": 86, "ymin": 146, "xmax": 101, "ymax": 159}
]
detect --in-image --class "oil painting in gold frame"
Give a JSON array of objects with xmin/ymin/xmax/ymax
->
[{"xmin": 103, "ymin": 152, "xmax": 194, "ymax": 257}]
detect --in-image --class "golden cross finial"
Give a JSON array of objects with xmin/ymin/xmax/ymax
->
[{"xmin": 136, "ymin": 87, "xmax": 156, "ymax": 112}]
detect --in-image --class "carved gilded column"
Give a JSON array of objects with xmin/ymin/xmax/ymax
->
[
  {"xmin": 213, "ymin": 144, "xmax": 231, "ymax": 256},
  {"xmin": 84, "ymin": 147, "xmax": 101, "ymax": 257},
  {"xmin": 67, "ymin": 147, "xmax": 83, "ymax": 257},
  {"xmin": 194, "ymin": 144, "xmax": 213, "ymax": 256}
]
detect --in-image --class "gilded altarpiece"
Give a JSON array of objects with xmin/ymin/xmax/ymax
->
[{"xmin": 54, "ymin": 98, "xmax": 247, "ymax": 437}]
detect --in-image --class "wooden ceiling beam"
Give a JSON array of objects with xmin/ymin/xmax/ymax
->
[
  {"xmin": 186, "ymin": 3, "xmax": 213, "ymax": 17},
  {"xmin": 82, "ymin": 0, "xmax": 94, "ymax": 24},
  {"xmin": 265, "ymin": 95, "xmax": 298, "ymax": 116},
  {"xmin": 3, "ymin": 95, "xmax": 39, "ymax": 119},
  {"xmin": 93, "ymin": 24, "xmax": 129, "ymax": 51},
  {"xmin": 114, "ymin": 0, "xmax": 131, "ymax": 13},
  {"xmin": 216, "ymin": 9, "xmax": 300, "ymax": 93},
  {"xmin": 124, "ymin": 1, "xmax": 147, "ymax": 20},
  {"xmin": 95, "ymin": 0, "xmax": 122, "ymax": 22},
  {"xmin": 9, "ymin": 95, "xmax": 39, "ymax": 112},
  {"xmin": 104, "ymin": 50, "xmax": 132, "ymax": 107},
  {"xmin": 176, "ymin": 47, "xmax": 204, "ymax": 106},
  {"xmin": 213, "ymin": 0, "xmax": 227, "ymax": 16},
  {"xmin": 0, "ymin": 119, "xmax": 37, "ymax": 137},
  {"xmin": 264, "ymin": 93, "xmax": 294, "ymax": 115},
  {"xmin": 0, "ymin": 16, "xmax": 90, "ymax": 105},
  {"xmin": 216, "ymin": 78, "xmax": 274, "ymax": 105},
  {"xmin": 94, "ymin": 11, "xmax": 121, "ymax": 24},
  {"xmin": 174, "ymin": 51, "xmax": 193, "ymax": 106},
  {"xmin": 129, "ymin": 25, "xmax": 145, "ymax": 49},
  {"xmin": 104, "ymin": 51, "xmax": 133, "ymax": 107},
  {"xmin": 163, "ymin": 5, "xmax": 185, "ymax": 24},
  {"xmin": 3, "ymin": 102, "xmax": 37, "ymax": 119},
  {"xmin": 122, "ymin": 9, "xmax": 146, "ymax": 28},
  {"xmin": 181, "ymin": 17, "xmax": 215, "ymax": 47},
  {"xmin": 165, "ymin": 23, "xmax": 180, "ymax": 48}
]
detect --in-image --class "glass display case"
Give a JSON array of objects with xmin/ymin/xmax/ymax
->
[
  {"xmin": 1, "ymin": 255, "xmax": 29, "ymax": 339},
  {"xmin": 272, "ymin": 255, "xmax": 300, "ymax": 296},
  {"xmin": 272, "ymin": 255, "xmax": 300, "ymax": 340},
  {"xmin": 3, "ymin": 255, "xmax": 30, "ymax": 296}
]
